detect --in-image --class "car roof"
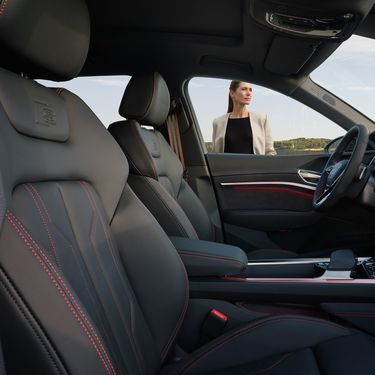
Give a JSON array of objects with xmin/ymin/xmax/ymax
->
[{"xmin": 82, "ymin": 0, "xmax": 375, "ymax": 95}]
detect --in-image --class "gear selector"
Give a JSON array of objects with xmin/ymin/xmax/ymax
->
[{"xmin": 321, "ymin": 249, "xmax": 357, "ymax": 279}]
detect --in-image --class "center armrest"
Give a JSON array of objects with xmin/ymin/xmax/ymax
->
[{"xmin": 169, "ymin": 236, "xmax": 248, "ymax": 276}]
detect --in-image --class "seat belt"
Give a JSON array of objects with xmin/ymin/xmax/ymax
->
[
  {"xmin": 166, "ymin": 99, "xmax": 188, "ymax": 179},
  {"xmin": 199, "ymin": 308, "xmax": 228, "ymax": 345}
]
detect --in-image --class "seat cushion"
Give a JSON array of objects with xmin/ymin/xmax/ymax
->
[{"xmin": 162, "ymin": 315, "xmax": 375, "ymax": 374}]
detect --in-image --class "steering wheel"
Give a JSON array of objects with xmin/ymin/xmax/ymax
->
[{"xmin": 313, "ymin": 124, "xmax": 369, "ymax": 210}]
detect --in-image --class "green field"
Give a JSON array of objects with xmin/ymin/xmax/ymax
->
[{"xmin": 205, "ymin": 137, "xmax": 330, "ymax": 154}]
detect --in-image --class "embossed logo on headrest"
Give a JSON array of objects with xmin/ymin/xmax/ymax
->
[{"xmin": 34, "ymin": 101, "xmax": 57, "ymax": 127}]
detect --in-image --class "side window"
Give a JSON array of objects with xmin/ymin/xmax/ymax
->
[
  {"xmin": 38, "ymin": 76, "xmax": 131, "ymax": 127},
  {"xmin": 188, "ymin": 77, "xmax": 345, "ymax": 155}
]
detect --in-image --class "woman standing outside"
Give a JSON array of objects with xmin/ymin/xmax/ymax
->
[{"xmin": 212, "ymin": 81, "xmax": 276, "ymax": 155}]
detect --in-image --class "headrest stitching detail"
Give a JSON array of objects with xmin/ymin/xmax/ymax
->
[{"xmin": 0, "ymin": 0, "xmax": 9, "ymax": 16}]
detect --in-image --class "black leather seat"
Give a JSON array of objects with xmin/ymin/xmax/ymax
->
[
  {"xmin": 109, "ymin": 73, "xmax": 211, "ymax": 241},
  {"xmin": 0, "ymin": 1, "xmax": 374, "ymax": 374},
  {"xmin": 109, "ymin": 73, "xmax": 297, "ymax": 260}
]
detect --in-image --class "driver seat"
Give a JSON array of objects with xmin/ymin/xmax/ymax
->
[
  {"xmin": 109, "ymin": 72, "xmax": 297, "ymax": 259},
  {"xmin": 1, "ymin": 1, "xmax": 375, "ymax": 374}
]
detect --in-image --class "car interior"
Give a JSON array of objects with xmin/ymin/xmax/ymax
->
[{"xmin": 1, "ymin": 0, "xmax": 375, "ymax": 374}]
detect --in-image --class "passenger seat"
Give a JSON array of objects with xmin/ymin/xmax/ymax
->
[{"xmin": 109, "ymin": 73, "xmax": 297, "ymax": 259}]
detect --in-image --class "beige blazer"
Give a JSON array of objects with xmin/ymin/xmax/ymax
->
[{"xmin": 212, "ymin": 111, "xmax": 276, "ymax": 155}]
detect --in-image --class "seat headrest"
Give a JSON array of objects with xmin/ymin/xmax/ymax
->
[
  {"xmin": 0, "ymin": 0, "xmax": 90, "ymax": 81},
  {"xmin": 119, "ymin": 72, "xmax": 170, "ymax": 127}
]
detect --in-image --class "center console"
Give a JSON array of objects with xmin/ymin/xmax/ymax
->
[
  {"xmin": 172, "ymin": 236, "xmax": 375, "ymax": 343},
  {"xmin": 169, "ymin": 236, "xmax": 375, "ymax": 304}
]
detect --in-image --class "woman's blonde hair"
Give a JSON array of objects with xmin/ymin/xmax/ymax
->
[{"xmin": 227, "ymin": 80, "xmax": 241, "ymax": 113}]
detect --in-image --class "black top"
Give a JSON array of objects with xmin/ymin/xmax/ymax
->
[{"xmin": 224, "ymin": 117, "xmax": 253, "ymax": 153}]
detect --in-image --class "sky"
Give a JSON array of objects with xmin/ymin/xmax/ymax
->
[{"xmin": 39, "ymin": 35, "xmax": 375, "ymax": 142}]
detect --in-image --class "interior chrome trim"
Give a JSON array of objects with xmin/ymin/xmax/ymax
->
[
  {"xmin": 298, "ymin": 169, "xmax": 321, "ymax": 185},
  {"xmin": 319, "ymin": 270, "xmax": 352, "ymax": 280},
  {"xmin": 249, "ymin": 258, "xmax": 329, "ymax": 266},
  {"xmin": 220, "ymin": 181, "xmax": 316, "ymax": 191},
  {"xmin": 248, "ymin": 257, "xmax": 369, "ymax": 266},
  {"xmin": 223, "ymin": 276, "xmax": 375, "ymax": 284}
]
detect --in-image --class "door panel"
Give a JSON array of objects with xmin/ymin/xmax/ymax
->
[{"xmin": 206, "ymin": 152, "xmax": 375, "ymax": 257}]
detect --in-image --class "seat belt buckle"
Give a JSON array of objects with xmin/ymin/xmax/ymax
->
[{"xmin": 200, "ymin": 309, "xmax": 228, "ymax": 343}]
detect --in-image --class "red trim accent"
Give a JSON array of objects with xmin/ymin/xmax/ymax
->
[
  {"xmin": 233, "ymin": 186, "xmax": 313, "ymax": 199},
  {"xmin": 222, "ymin": 276, "xmax": 375, "ymax": 284},
  {"xmin": 211, "ymin": 309, "xmax": 228, "ymax": 321}
]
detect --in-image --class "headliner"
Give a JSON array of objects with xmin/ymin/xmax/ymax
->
[{"xmin": 82, "ymin": 0, "xmax": 375, "ymax": 93}]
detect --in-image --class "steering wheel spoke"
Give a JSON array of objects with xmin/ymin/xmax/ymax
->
[
  {"xmin": 313, "ymin": 125, "xmax": 369, "ymax": 210},
  {"xmin": 315, "ymin": 185, "xmax": 332, "ymax": 205}
]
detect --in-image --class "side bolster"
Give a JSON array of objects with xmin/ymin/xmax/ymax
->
[
  {"xmin": 177, "ymin": 180, "xmax": 213, "ymax": 242},
  {"xmin": 111, "ymin": 184, "xmax": 189, "ymax": 361},
  {"xmin": 129, "ymin": 175, "xmax": 199, "ymax": 239},
  {"xmin": 0, "ymin": 217, "xmax": 111, "ymax": 375},
  {"xmin": 109, "ymin": 120, "xmax": 158, "ymax": 179}
]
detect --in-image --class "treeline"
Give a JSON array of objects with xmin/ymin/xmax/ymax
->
[
  {"xmin": 205, "ymin": 138, "xmax": 331, "ymax": 153},
  {"xmin": 274, "ymin": 138, "xmax": 330, "ymax": 151}
]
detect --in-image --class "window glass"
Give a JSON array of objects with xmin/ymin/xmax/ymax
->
[
  {"xmin": 188, "ymin": 77, "xmax": 345, "ymax": 155},
  {"xmin": 311, "ymin": 35, "xmax": 375, "ymax": 121},
  {"xmin": 38, "ymin": 76, "xmax": 131, "ymax": 127}
]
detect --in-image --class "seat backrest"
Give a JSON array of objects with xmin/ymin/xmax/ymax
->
[
  {"xmin": 109, "ymin": 73, "xmax": 214, "ymax": 241},
  {"xmin": 0, "ymin": 2, "xmax": 188, "ymax": 374}
]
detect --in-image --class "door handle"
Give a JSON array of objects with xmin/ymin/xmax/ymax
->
[{"xmin": 298, "ymin": 169, "xmax": 321, "ymax": 185}]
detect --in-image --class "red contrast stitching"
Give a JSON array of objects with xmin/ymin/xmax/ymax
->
[
  {"xmin": 160, "ymin": 265, "xmax": 189, "ymax": 361},
  {"xmin": 177, "ymin": 315, "xmax": 352, "ymax": 374},
  {"xmin": 0, "ymin": 0, "xmax": 9, "ymax": 16},
  {"xmin": 23, "ymin": 184, "xmax": 62, "ymax": 270},
  {"xmin": 6, "ymin": 211, "xmax": 116, "ymax": 375},
  {"xmin": 178, "ymin": 251, "xmax": 246, "ymax": 268},
  {"xmin": 79, "ymin": 182, "xmax": 146, "ymax": 374},
  {"xmin": 79, "ymin": 181, "xmax": 188, "ymax": 363}
]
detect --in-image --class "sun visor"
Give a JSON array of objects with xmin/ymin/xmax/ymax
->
[{"xmin": 264, "ymin": 36, "xmax": 319, "ymax": 75}]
